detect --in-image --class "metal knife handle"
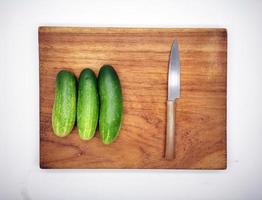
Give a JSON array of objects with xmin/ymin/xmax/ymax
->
[{"xmin": 165, "ymin": 100, "xmax": 176, "ymax": 160}]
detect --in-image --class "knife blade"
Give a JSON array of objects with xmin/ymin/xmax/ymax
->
[
  {"xmin": 168, "ymin": 41, "xmax": 180, "ymax": 100},
  {"xmin": 165, "ymin": 40, "xmax": 180, "ymax": 160}
]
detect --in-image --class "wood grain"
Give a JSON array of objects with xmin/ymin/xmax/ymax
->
[{"xmin": 39, "ymin": 27, "xmax": 227, "ymax": 169}]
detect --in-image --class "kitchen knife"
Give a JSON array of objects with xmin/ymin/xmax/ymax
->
[{"xmin": 165, "ymin": 40, "xmax": 180, "ymax": 160}]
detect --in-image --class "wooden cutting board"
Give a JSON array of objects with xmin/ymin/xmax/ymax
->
[{"xmin": 39, "ymin": 27, "xmax": 227, "ymax": 169}]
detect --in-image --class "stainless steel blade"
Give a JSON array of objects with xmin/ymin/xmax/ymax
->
[{"xmin": 168, "ymin": 40, "xmax": 180, "ymax": 101}]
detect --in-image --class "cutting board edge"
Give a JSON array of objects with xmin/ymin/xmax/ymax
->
[{"xmin": 38, "ymin": 26, "xmax": 227, "ymax": 34}]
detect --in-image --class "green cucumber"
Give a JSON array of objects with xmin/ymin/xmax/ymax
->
[
  {"xmin": 52, "ymin": 70, "xmax": 77, "ymax": 137},
  {"xmin": 77, "ymin": 68, "xmax": 99, "ymax": 140},
  {"xmin": 98, "ymin": 65, "xmax": 123, "ymax": 144}
]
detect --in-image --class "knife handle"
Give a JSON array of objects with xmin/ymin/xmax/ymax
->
[{"xmin": 165, "ymin": 100, "xmax": 176, "ymax": 160}]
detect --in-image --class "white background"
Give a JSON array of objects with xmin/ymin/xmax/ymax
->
[{"xmin": 1, "ymin": 0, "xmax": 262, "ymax": 199}]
